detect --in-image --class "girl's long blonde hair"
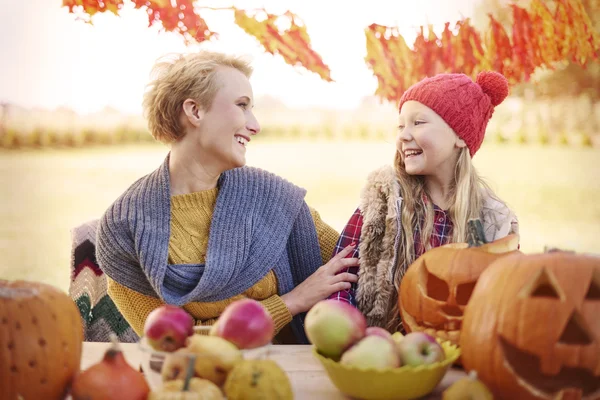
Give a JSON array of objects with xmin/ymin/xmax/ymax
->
[{"xmin": 385, "ymin": 147, "xmax": 500, "ymax": 331}]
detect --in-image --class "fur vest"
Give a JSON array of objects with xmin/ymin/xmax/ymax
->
[{"xmin": 354, "ymin": 165, "xmax": 519, "ymax": 329}]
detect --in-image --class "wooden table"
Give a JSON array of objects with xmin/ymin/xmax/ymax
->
[{"xmin": 82, "ymin": 342, "xmax": 466, "ymax": 399}]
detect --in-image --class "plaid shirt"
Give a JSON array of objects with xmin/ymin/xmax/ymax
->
[{"xmin": 328, "ymin": 205, "xmax": 453, "ymax": 306}]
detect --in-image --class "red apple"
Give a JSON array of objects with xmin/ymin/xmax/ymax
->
[
  {"xmin": 397, "ymin": 332, "xmax": 445, "ymax": 366},
  {"xmin": 366, "ymin": 326, "xmax": 394, "ymax": 342},
  {"xmin": 210, "ymin": 299, "xmax": 275, "ymax": 349},
  {"xmin": 304, "ymin": 300, "xmax": 367, "ymax": 359},
  {"xmin": 144, "ymin": 305, "xmax": 194, "ymax": 352}
]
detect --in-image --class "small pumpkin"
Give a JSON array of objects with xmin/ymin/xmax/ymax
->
[
  {"xmin": 460, "ymin": 251, "xmax": 600, "ymax": 400},
  {"xmin": 223, "ymin": 359, "xmax": 293, "ymax": 400},
  {"xmin": 0, "ymin": 279, "xmax": 84, "ymax": 400},
  {"xmin": 399, "ymin": 219, "xmax": 519, "ymax": 345},
  {"xmin": 71, "ymin": 334, "xmax": 150, "ymax": 400},
  {"xmin": 148, "ymin": 378, "xmax": 224, "ymax": 400},
  {"xmin": 442, "ymin": 370, "xmax": 493, "ymax": 400}
]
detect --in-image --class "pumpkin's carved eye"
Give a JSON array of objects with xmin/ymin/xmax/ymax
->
[
  {"xmin": 456, "ymin": 282, "xmax": 477, "ymax": 306},
  {"xmin": 531, "ymin": 283, "xmax": 560, "ymax": 298},
  {"xmin": 522, "ymin": 268, "xmax": 564, "ymax": 300},
  {"xmin": 558, "ymin": 311, "xmax": 593, "ymax": 345},
  {"xmin": 584, "ymin": 272, "xmax": 600, "ymax": 300},
  {"xmin": 426, "ymin": 272, "xmax": 449, "ymax": 301}
]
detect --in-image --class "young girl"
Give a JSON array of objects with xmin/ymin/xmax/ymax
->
[{"xmin": 328, "ymin": 71, "xmax": 519, "ymax": 331}]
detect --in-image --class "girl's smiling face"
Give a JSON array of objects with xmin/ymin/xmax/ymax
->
[{"xmin": 396, "ymin": 100, "xmax": 466, "ymax": 177}]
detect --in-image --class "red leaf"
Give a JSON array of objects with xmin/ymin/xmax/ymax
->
[
  {"xmin": 63, "ymin": 0, "xmax": 124, "ymax": 20},
  {"xmin": 364, "ymin": 24, "xmax": 416, "ymax": 102},
  {"xmin": 131, "ymin": 0, "xmax": 214, "ymax": 43},
  {"xmin": 412, "ymin": 25, "xmax": 443, "ymax": 77},
  {"xmin": 528, "ymin": 0, "xmax": 561, "ymax": 68},
  {"xmin": 485, "ymin": 14, "xmax": 513, "ymax": 79},
  {"xmin": 452, "ymin": 19, "xmax": 485, "ymax": 78},
  {"xmin": 63, "ymin": 0, "xmax": 214, "ymax": 43},
  {"xmin": 440, "ymin": 22, "xmax": 457, "ymax": 72},
  {"xmin": 510, "ymin": 4, "xmax": 537, "ymax": 82},
  {"xmin": 234, "ymin": 9, "xmax": 332, "ymax": 81},
  {"xmin": 555, "ymin": 0, "xmax": 600, "ymax": 65}
]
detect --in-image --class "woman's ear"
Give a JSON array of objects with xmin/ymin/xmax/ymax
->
[
  {"xmin": 456, "ymin": 137, "xmax": 467, "ymax": 148},
  {"xmin": 182, "ymin": 99, "xmax": 205, "ymax": 127}
]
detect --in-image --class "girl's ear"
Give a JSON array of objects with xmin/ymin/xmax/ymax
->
[
  {"xmin": 456, "ymin": 138, "xmax": 467, "ymax": 148},
  {"xmin": 182, "ymin": 99, "xmax": 205, "ymax": 127}
]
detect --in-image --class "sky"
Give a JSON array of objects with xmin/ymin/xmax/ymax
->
[{"xmin": 0, "ymin": 0, "xmax": 479, "ymax": 115}]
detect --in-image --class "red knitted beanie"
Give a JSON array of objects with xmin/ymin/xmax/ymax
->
[{"xmin": 398, "ymin": 71, "xmax": 509, "ymax": 157}]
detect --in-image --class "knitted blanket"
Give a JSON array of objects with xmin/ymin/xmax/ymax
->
[{"xmin": 69, "ymin": 219, "xmax": 138, "ymax": 343}]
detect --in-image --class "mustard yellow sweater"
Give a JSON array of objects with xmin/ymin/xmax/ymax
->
[{"xmin": 107, "ymin": 187, "xmax": 339, "ymax": 338}]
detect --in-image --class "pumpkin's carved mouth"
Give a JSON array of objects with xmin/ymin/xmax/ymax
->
[
  {"xmin": 499, "ymin": 336, "xmax": 600, "ymax": 398},
  {"xmin": 400, "ymin": 309, "xmax": 461, "ymax": 342}
]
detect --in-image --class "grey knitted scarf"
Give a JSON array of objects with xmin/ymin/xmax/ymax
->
[{"xmin": 96, "ymin": 154, "xmax": 322, "ymax": 343}]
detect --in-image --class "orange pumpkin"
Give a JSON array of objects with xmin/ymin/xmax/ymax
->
[
  {"xmin": 0, "ymin": 280, "xmax": 84, "ymax": 400},
  {"xmin": 460, "ymin": 252, "xmax": 600, "ymax": 400},
  {"xmin": 399, "ymin": 219, "xmax": 519, "ymax": 346}
]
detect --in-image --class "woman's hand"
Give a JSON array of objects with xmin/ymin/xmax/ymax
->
[{"xmin": 281, "ymin": 244, "xmax": 360, "ymax": 316}]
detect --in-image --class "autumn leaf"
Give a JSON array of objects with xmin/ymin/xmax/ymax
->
[
  {"xmin": 412, "ymin": 25, "xmax": 443, "ymax": 77},
  {"xmin": 62, "ymin": 0, "xmax": 123, "ymax": 19},
  {"xmin": 529, "ymin": 0, "xmax": 560, "ymax": 66},
  {"xmin": 511, "ymin": 4, "xmax": 539, "ymax": 82},
  {"xmin": 483, "ymin": 14, "xmax": 513, "ymax": 79},
  {"xmin": 131, "ymin": 0, "xmax": 214, "ymax": 43},
  {"xmin": 64, "ymin": 0, "xmax": 214, "ymax": 42},
  {"xmin": 556, "ymin": 0, "xmax": 600, "ymax": 65},
  {"xmin": 440, "ymin": 22, "xmax": 457, "ymax": 72},
  {"xmin": 234, "ymin": 9, "xmax": 332, "ymax": 81},
  {"xmin": 452, "ymin": 19, "xmax": 485, "ymax": 78},
  {"xmin": 365, "ymin": 24, "xmax": 416, "ymax": 102}
]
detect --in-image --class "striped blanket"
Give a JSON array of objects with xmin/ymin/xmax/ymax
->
[{"xmin": 69, "ymin": 220, "xmax": 138, "ymax": 342}]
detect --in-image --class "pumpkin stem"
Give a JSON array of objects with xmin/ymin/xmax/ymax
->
[
  {"xmin": 543, "ymin": 246, "xmax": 574, "ymax": 254},
  {"xmin": 108, "ymin": 333, "xmax": 121, "ymax": 352},
  {"xmin": 467, "ymin": 219, "xmax": 487, "ymax": 247},
  {"xmin": 103, "ymin": 334, "xmax": 123, "ymax": 362},
  {"xmin": 182, "ymin": 354, "xmax": 196, "ymax": 392}
]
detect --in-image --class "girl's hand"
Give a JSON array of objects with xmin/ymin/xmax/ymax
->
[{"xmin": 281, "ymin": 244, "xmax": 360, "ymax": 316}]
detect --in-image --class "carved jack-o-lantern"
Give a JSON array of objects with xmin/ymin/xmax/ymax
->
[
  {"xmin": 460, "ymin": 252, "xmax": 600, "ymax": 400},
  {"xmin": 399, "ymin": 219, "xmax": 519, "ymax": 345}
]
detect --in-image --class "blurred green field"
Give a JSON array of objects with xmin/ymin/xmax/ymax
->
[{"xmin": 1, "ymin": 139, "xmax": 599, "ymax": 294}]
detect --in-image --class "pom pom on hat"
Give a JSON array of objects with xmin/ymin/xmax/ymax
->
[{"xmin": 476, "ymin": 71, "xmax": 509, "ymax": 106}]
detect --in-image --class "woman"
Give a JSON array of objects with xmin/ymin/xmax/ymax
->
[{"xmin": 96, "ymin": 50, "xmax": 359, "ymax": 344}]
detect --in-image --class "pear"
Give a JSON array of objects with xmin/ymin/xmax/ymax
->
[
  {"xmin": 162, "ymin": 348, "xmax": 193, "ymax": 381},
  {"xmin": 185, "ymin": 335, "xmax": 243, "ymax": 386},
  {"xmin": 442, "ymin": 370, "xmax": 493, "ymax": 400}
]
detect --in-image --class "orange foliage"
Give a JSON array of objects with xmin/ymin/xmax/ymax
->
[
  {"xmin": 233, "ymin": 10, "xmax": 332, "ymax": 81},
  {"xmin": 63, "ymin": 1, "xmax": 330, "ymax": 80},
  {"xmin": 63, "ymin": 0, "xmax": 123, "ymax": 16},
  {"xmin": 130, "ymin": 0, "xmax": 214, "ymax": 43},
  {"xmin": 63, "ymin": 0, "xmax": 599, "ymax": 101},
  {"xmin": 364, "ymin": 0, "xmax": 599, "ymax": 101}
]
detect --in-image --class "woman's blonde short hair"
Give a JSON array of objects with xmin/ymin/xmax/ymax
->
[{"xmin": 142, "ymin": 50, "xmax": 253, "ymax": 144}]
